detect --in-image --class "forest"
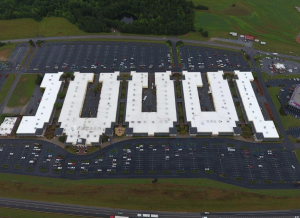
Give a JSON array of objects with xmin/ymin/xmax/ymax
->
[{"xmin": 0, "ymin": 0, "xmax": 195, "ymax": 35}]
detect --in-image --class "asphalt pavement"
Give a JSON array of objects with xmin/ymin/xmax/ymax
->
[{"xmin": 0, "ymin": 197, "xmax": 299, "ymax": 218}]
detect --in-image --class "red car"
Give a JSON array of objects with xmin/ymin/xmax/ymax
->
[{"xmin": 249, "ymin": 165, "xmax": 253, "ymax": 168}]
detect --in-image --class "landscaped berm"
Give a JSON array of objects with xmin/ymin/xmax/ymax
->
[{"xmin": 7, "ymin": 74, "xmax": 38, "ymax": 108}]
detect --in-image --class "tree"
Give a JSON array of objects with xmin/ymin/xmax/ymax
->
[
  {"xmin": 93, "ymin": 86, "xmax": 98, "ymax": 97},
  {"xmin": 166, "ymin": 40, "xmax": 172, "ymax": 47},
  {"xmin": 57, "ymin": 92, "xmax": 66, "ymax": 99},
  {"xmin": 28, "ymin": 39, "xmax": 35, "ymax": 47},
  {"xmin": 201, "ymin": 30, "xmax": 208, "ymax": 38},
  {"xmin": 195, "ymin": 5, "xmax": 209, "ymax": 10},
  {"xmin": 60, "ymin": 73, "xmax": 66, "ymax": 81},
  {"xmin": 152, "ymin": 178, "xmax": 158, "ymax": 183},
  {"xmin": 54, "ymin": 102, "xmax": 63, "ymax": 109},
  {"xmin": 59, "ymin": 135, "xmax": 66, "ymax": 143},
  {"xmin": 245, "ymin": 54, "xmax": 251, "ymax": 60},
  {"xmin": 176, "ymin": 40, "xmax": 184, "ymax": 47},
  {"xmin": 35, "ymin": 74, "xmax": 43, "ymax": 85},
  {"xmin": 40, "ymin": 87, "xmax": 45, "ymax": 93}
]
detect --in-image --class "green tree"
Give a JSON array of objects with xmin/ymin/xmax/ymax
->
[
  {"xmin": 57, "ymin": 92, "xmax": 66, "ymax": 99},
  {"xmin": 35, "ymin": 74, "xmax": 43, "ymax": 85},
  {"xmin": 201, "ymin": 30, "xmax": 208, "ymax": 38},
  {"xmin": 54, "ymin": 102, "xmax": 63, "ymax": 109},
  {"xmin": 59, "ymin": 135, "xmax": 66, "ymax": 143}
]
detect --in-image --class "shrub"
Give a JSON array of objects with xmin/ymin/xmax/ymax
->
[
  {"xmin": 35, "ymin": 74, "xmax": 43, "ymax": 85},
  {"xmin": 201, "ymin": 30, "xmax": 208, "ymax": 38},
  {"xmin": 176, "ymin": 40, "xmax": 184, "ymax": 47},
  {"xmin": 59, "ymin": 135, "xmax": 66, "ymax": 143},
  {"xmin": 57, "ymin": 92, "xmax": 66, "ymax": 99},
  {"xmin": 166, "ymin": 40, "xmax": 172, "ymax": 47},
  {"xmin": 195, "ymin": 5, "xmax": 209, "ymax": 10},
  {"xmin": 54, "ymin": 102, "xmax": 63, "ymax": 109}
]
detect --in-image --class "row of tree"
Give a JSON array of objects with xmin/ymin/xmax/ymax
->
[{"xmin": 0, "ymin": 0, "xmax": 195, "ymax": 35}]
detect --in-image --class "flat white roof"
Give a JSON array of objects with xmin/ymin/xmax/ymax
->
[
  {"xmin": 59, "ymin": 72, "xmax": 120, "ymax": 145},
  {"xmin": 274, "ymin": 63, "xmax": 285, "ymax": 70},
  {"xmin": 125, "ymin": 71, "xmax": 177, "ymax": 135},
  {"xmin": 234, "ymin": 71, "xmax": 279, "ymax": 138},
  {"xmin": 182, "ymin": 71, "xmax": 238, "ymax": 134},
  {"xmin": 17, "ymin": 72, "xmax": 63, "ymax": 134},
  {"xmin": 0, "ymin": 117, "xmax": 17, "ymax": 135}
]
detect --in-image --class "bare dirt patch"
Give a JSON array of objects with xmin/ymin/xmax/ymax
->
[
  {"xmin": 0, "ymin": 49, "xmax": 9, "ymax": 61},
  {"xmin": 22, "ymin": 77, "xmax": 28, "ymax": 82}
]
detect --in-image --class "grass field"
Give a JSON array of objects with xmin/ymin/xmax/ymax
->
[
  {"xmin": 7, "ymin": 74, "xmax": 37, "ymax": 108},
  {"xmin": 1, "ymin": 173, "xmax": 300, "ymax": 212},
  {"xmin": 0, "ymin": 17, "xmax": 87, "ymax": 41},
  {"xmin": 0, "ymin": 43, "xmax": 17, "ymax": 61},
  {"xmin": 267, "ymin": 87, "xmax": 300, "ymax": 130},
  {"xmin": 187, "ymin": 0, "xmax": 300, "ymax": 55},
  {"xmin": 0, "ymin": 74, "xmax": 16, "ymax": 103},
  {"xmin": 270, "ymin": 74, "xmax": 300, "ymax": 81},
  {"xmin": 0, "ymin": 207, "xmax": 88, "ymax": 218},
  {"xmin": 295, "ymin": 149, "xmax": 300, "ymax": 164}
]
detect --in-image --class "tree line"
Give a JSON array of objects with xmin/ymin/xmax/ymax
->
[{"xmin": 0, "ymin": 0, "xmax": 195, "ymax": 35}]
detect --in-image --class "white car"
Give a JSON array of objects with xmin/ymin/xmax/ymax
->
[{"xmin": 258, "ymin": 165, "xmax": 263, "ymax": 168}]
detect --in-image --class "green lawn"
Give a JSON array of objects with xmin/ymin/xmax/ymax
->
[
  {"xmin": 267, "ymin": 87, "xmax": 300, "ymax": 130},
  {"xmin": 0, "ymin": 74, "xmax": 16, "ymax": 103},
  {"xmin": 187, "ymin": 0, "xmax": 300, "ymax": 55},
  {"xmin": 0, "ymin": 43, "xmax": 17, "ymax": 61},
  {"xmin": 1, "ymin": 173, "xmax": 300, "ymax": 212},
  {"xmin": 0, "ymin": 207, "xmax": 90, "ymax": 218},
  {"xmin": 0, "ymin": 17, "xmax": 87, "ymax": 41},
  {"xmin": 269, "ymin": 74, "xmax": 300, "ymax": 81},
  {"xmin": 213, "ymin": 40, "xmax": 245, "ymax": 47},
  {"xmin": 7, "ymin": 74, "xmax": 38, "ymax": 108},
  {"xmin": 295, "ymin": 149, "xmax": 300, "ymax": 164}
]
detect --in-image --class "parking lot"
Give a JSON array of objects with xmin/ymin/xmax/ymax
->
[
  {"xmin": 0, "ymin": 139, "xmax": 300, "ymax": 187},
  {"xmin": 8, "ymin": 43, "xmax": 29, "ymax": 70},
  {"xmin": 179, "ymin": 45, "xmax": 250, "ymax": 72},
  {"xmin": 25, "ymin": 42, "xmax": 171, "ymax": 72},
  {"xmin": 260, "ymin": 56, "xmax": 300, "ymax": 74}
]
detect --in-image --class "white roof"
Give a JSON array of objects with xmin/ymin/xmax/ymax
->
[
  {"xmin": 59, "ymin": 72, "xmax": 120, "ymax": 145},
  {"xmin": 274, "ymin": 63, "xmax": 285, "ymax": 70},
  {"xmin": 125, "ymin": 71, "xmax": 177, "ymax": 135},
  {"xmin": 17, "ymin": 72, "xmax": 63, "ymax": 134},
  {"xmin": 234, "ymin": 71, "xmax": 279, "ymax": 138},
  {"xmin": 182, "ymin": 71, "xmax": 238, "ymax": 134},
  {"xmin": 0, "ymin": 117, "xmax": 17, "ymax": 135}
]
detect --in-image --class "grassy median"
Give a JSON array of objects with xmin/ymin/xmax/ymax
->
[
  {"xmin": 7, "ymin": 74, "xmax": 38, "ymax": 108},
  {"xmin": 1, "ymin": 173, "xmax": 300, "ymax": 212},
  {"xmin": 0, "ymin": 207, "xmax": 88, "ymax": 218},
  {"xmin": 0, "ymin": 74, "xmax": 16, "ymax": 103}
]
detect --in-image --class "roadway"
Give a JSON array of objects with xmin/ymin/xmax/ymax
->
[{"xmin": 0, "ymin": 197, "xmax": 299, "ymax": 218}]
